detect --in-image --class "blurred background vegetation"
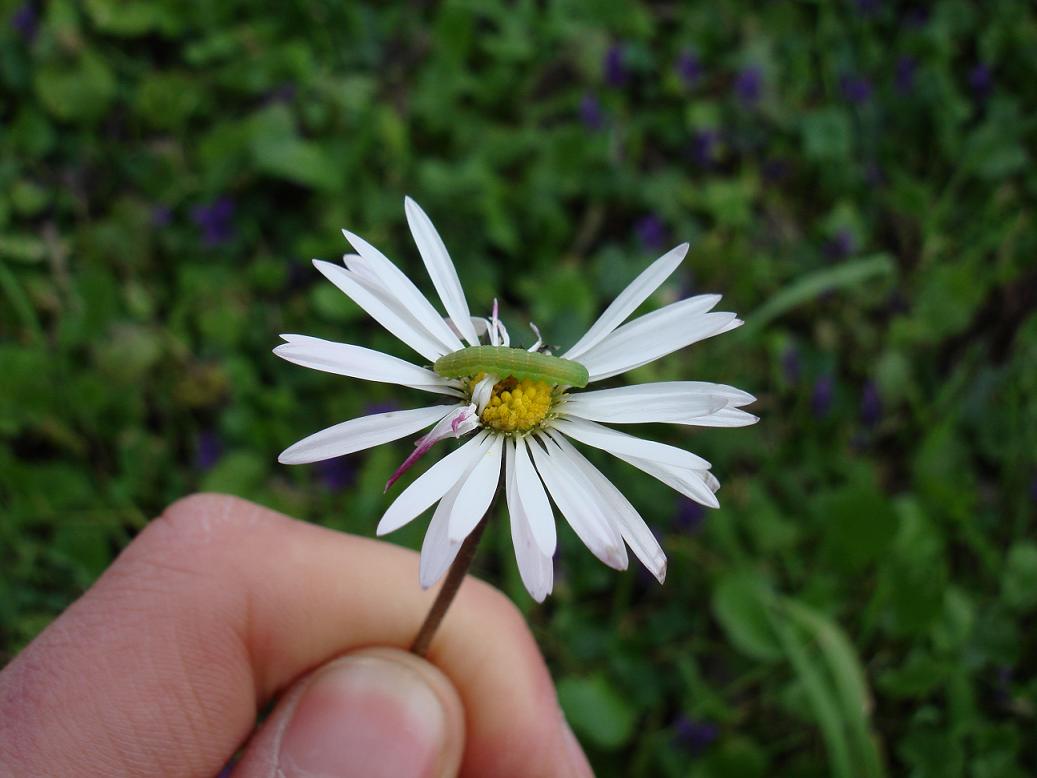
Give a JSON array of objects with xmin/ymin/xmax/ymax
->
[{"xmin": 2, "ymin": 1, "xmax": 1036, "ymax": 775}]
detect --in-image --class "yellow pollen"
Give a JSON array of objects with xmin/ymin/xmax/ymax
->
[{"xmin": 478, "ymin": 376, "xmax": 554, "ymax": 433}]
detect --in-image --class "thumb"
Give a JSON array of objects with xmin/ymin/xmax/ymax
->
[{"xmin": 235, "ymin": 647, "xmax": 465, "ymax": 778}]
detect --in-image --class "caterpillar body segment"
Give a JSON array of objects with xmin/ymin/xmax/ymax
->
[{"xmin": 433, "ymin": 346, "xmax": 589, "ymax": 388}]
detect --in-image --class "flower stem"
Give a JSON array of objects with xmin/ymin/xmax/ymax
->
[{"xmin": 410, "ymin": 480, "xmax": 502, "ymax": 657}]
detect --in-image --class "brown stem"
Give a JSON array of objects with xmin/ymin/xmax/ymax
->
[{"xmin": 410, "ymin": 481, "xmax": 501, "ymax": 657}]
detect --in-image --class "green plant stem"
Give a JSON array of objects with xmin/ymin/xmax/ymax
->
[{"xmin": 410, "ymin": 483, "xmax": 500, "ymax": 657}]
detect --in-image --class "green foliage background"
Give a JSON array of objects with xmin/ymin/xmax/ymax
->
[{"xmin": 2, "ymin": 1, "xmax": 1036, "ymax": 775}]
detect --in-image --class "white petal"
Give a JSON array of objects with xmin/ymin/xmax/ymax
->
[
  {"xmin": 448, "ymin": 434, "xmax": 504, "ymax": 542},
  {"xmin": 578, "ymin": 298, "xmax": 736, "ymax": 382},
  {"xmin": 342, "ymin": 253, "xmax": 381, "ymax": 286},
  {"xmin": 703, "ymin": 471, "xmax": 721, "ymax": 492},
  {"xmin": 377, "ymin": 432, "xmax": 491, "ymax": 535},
  {"xmin": 564, "ymin": 243, "xmax": 689, "ymax": 360},
  {"xmin": 340, "ymin": 229, "xmax": 464, "ymax": 353},
  {"xmin": 613, "ymin": 453, "xmax": 720, "ymax": 509},
  {"xmin": 545, "ymin": 431, "xmax": 666, "ymax": 583},
  {"xmin": 419, "ymin": 476, "xmax": 466, "ymax": 589},
  {"xmin": 405, "ymin": 197, "xmax": 480, "ymax": 347},
  {"xmin": 505, "ymin": 439, "xmax": 554, "ymax": 602},
  {"xmin": 561, "ymin": 389, "xmax": 727, "ymax": 425},
  {"xmin": 526, "ymin": 434, "xmax": 628, "ymax": 570},
  {"xmin": 683, "ymin": 407, "xmax": 760, "ymax": 428},
  {"xmin": 313, "ymin": 260, "xmax": 448, "ymax": 362},
  {"xmin": 571, "ymin": 380, "xmax": 755, "ymax": 408},
  {"xmin": 471, "ymin": 374, "xmax": 497, "ymax": 413},
  {"xmin": 279, "ymin": 405, "xmax": 457, "ymax": 465},
  {"xmin": 274, "ymin": 335, "xmax": 455, "ymax": 394},
  {"xmin": 551, "ymin": 416, "xmax": 711, "ymax": 470},
  {"xmin": 513, "ymin": 436, "xmax": 557, "ymax": 556}
]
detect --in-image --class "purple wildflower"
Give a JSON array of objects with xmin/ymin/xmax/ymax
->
[
  {"xmin": 902, "ymin": 8, "xmax": 929, "ymax": 29},
  {"xmin": 895, "ymin": 56, "xmax": 917, "ymax": 94},
  {"xmin": 840, "ymin": 73, "xmax": 873, "ymax": 105},
  {"xmin": 151, "ymin": 205, "xmax": 172, "ymax": 227},
  {"xmin": 675, "ymin": 499, "xmax": 707, "ymax": 534},
  {"xmin": 195, "ymin": 430, "xmax": 224, "ymax": 472},
  {"xmin": 604, "ymin": 44, "xmax": 628, "ymax": 88},
  {"xmin": 968, "ymin": 63, "xmax": 993, "ymax": 99},
  {"xmin": 824, "ymin": 229, "xmax": 856, "ymax": 260},
  {"xmin": 860, "ymin": 381, "xmax": 882, "ymax": 427},
  {"xmin": 763, "ymin": 157, "xmax": 791, "ymax": 182},
  {"xmin": 676, "ymin": 49, "xmax": 702, "ymax": 89},
  {"xmin": 10, "ymin": 2, "xmax": 37, "ymax": 41},
  {"xmin": 781, "ymin": 346, "xmax": 801, "ymax": 384},
  {"xmin": 191, "ymin": 197, "xmax": 236, "ymax": 247},
  {"xmin": 812, "ymin": 376, "xmax": 835, "ymax": 418},
  {"xmin": 865, "ymin": 161, "xmax": 885, "ymax": 187},
  {"xmin": 635, "ymin": 214, "xmax": 667, "ymax": 252},
  {"xmin": 315, "ymin": 456, "xmax": 356, "ymax": 492},
  {"xmin": 674, "ymin": 716, "xmax": 719, "ymax": 756},
  {"xmin": 733, "ymin": 66, "xmax": 763, "ymax": 104},
  {"xmin": 266, "ymin": 82, "xmax": 296, "ymax": 104},
  {"xmin": 579, "ymin": 93, "xmax": 605, "ymax": 131},
  {"xmin": 689, "ymin": 129, "xmax": 719, "ymax": 169}
]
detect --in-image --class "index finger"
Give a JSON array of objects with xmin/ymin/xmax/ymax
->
[{"xmin": 0, "ymin": 493, "xmax": 583, "ymax": 777}]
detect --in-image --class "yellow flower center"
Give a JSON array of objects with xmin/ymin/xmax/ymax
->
[{"xmin": 476, "ymin": 374, "xmax": 555, "ymax": 433}]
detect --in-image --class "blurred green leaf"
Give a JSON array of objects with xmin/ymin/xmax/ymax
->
[
  {"xmin": 1001, "ymin": 543, "xmax": 1037, "ymax": 612},
  {"xmin": 558, "ymin": 674, "xmax": 637, "ymax": 751},
  {"xmin": 801, "ymin": 108, "xmax": 852, "ymax": 161},
  {"xmin": 711, "ymin": 572, "xmax": 783, "ymax": 662},
  {"xmin": 742, "ymin": 255, "xmax": 895, "ymax": 334},
  {"xmin": 33, "ymin": 51, "xmax": 116, "ymax": 123}
]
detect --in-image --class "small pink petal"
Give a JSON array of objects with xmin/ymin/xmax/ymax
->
[{"xmin": 384, "ymin": 435, "xmax": 436, "ymax": 492}]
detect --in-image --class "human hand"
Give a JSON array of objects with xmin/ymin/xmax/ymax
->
[{"xmin": 0, "ymin": 494, "xmax": 594, "ymax": 777}]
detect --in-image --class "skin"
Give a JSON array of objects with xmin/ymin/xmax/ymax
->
[{"xmin": 0, "ymin": 493, "xmax": 593, "ymax": 777}]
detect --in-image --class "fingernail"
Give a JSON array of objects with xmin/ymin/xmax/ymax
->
[
  {"xmin": 562, "ymin": 719, "xmax": 595, "ymax": 777},
  {"xmin": 278, "ymin": 655, "xmax": 448, "ymax": 778}
]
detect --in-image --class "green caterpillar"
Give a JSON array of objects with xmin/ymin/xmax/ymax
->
[{"xmin": 434, "ymin": 346, "xmax": 589, "ymax": 388}]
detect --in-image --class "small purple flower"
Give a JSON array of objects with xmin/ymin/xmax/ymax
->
[
  {"xmin": 733, "ymin": 66, "xmax": 763, "ymax": 104},
  {"xmin": 195, "ymin": 430, "xmax": 224, "ymax": 472},
  {"xmin": 689, "ymin": 129, "xmax": 719, "ymax": 169},
  {"xmin": 840, "ymin": 73, "xmax": 873, "ymax": 105},
  {"xmin": 604, "ymin": 44, "xmax": 628, "ymax": 88},
  {"xmin": 763, "ymin": 157, "xmax": 791, "ymax": 182},
  {"xmin": 902, "ymin": 8, "xmax": 929, "ymax": 29},
  {"xmin": 191, "ymin": 197, "xmax": 236, "ymax": 247},
  {"xmin": 676, "ymin": 49, "xmax": 702, "ymax": 89},
  {"xmin": 10, "ymin": 2, "xmax": 38, "ymax": 41},
  {"xmin": 635, "ymin": 214, "xmax": 667, "ymax": 252},
  {"xmin": 674, "ymin": 716, "xmax": 719, "ymax": 756},
  {"xmin": 674, "ymin": 499, "xmax": 707, "ymax": 534},
  {"xmin": 266, "ymin": 82, "xmax": 296, "ymax": 104},
  {"xmin": 316, "ymin": 456, "xmax": 356, "ymax": 492},
  {"xmin": 812, "ymin": 376, "xmax": 835, "ymax": 418},
  {"xmin": 968, "ymin": 63, "xmax": 993, "ymax": 99},
  {"xmin": 865, "ymin": 161, "xmax": 885, "ymax": 187},
  {"xmin": 151, "ymin": 205, "xmax": 172, "ymax": 227},
  {"xmin": 823, "ymin": 229, "xmax": 856, "ymax": 260},
  {"xmin": 781, "ymin": 346, "xmax": 801, "ymax": 384},
  {"xmin": 854, "ymin": 0, "xmax": 881, "ymax": 15},
  {"xmin": 860, "ymin": 381, "xmax": 882, "ymax": 427},
  {"xmin": 895, "ymin": 56, "xmax": 917, "ymax": 94},
  {"xmin": 579, "ymin": 93, "xmax": 605, "ymax": 131}
]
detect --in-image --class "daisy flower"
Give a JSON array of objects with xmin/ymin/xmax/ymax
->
[{"xmin": 276, "ymin": 197, "xmax": 756, "ymax": 602}]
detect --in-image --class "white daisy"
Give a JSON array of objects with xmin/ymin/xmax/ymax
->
[{"xmin": 276, "ymin": 197, "xmax": 757, "ymax": 602}]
